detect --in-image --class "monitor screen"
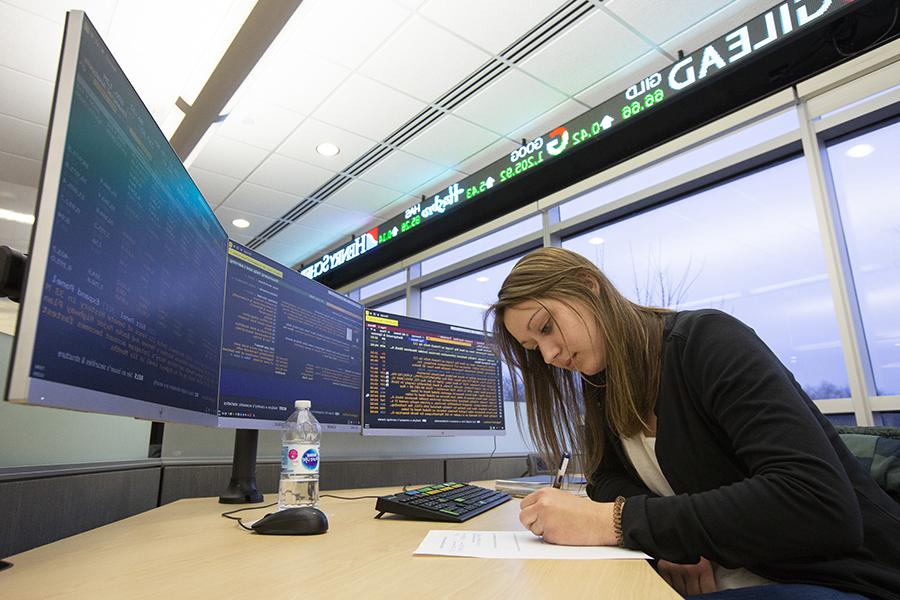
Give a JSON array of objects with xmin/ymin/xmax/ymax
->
[
  {"xmin": 362, "ymin": 310, "xmax": 504, "ymax": 436},
  {"xmin": 5, "ymin": 11, "xmax": 226, "ymax": 425},
  {"xmin": 218, "ymin": 241, "xmax": 363, "ymax": 431}
]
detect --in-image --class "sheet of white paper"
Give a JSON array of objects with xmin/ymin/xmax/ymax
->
[{"xmin": 414, "ymin": 530, "xmax": 651, "ymax": 560}]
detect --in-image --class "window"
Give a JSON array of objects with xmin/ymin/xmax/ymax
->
[
  {"xmin": 422, "ymin": 256, "xmax": 523, "ymax": 403},
  {"xmin": 827, "ymin": 120, "xmax": 900, "ymax": 398},
  {"xmin": 421, "ymin": 215, "xmax": 542, "ymax": 276},
  {"xmin": 562, "ymin": 157, "xmax": 850, "ymax": 401},
  {"xmin": 359, "ymin": 269, "xmax": 405, "ymax": 301},
  {"xmin": 559, "ymin": 109, "xmax": 799, "ymax": 221},
  {"xmin": 370, "ymin": 296, "xmax": 406, "ymax": 316}
]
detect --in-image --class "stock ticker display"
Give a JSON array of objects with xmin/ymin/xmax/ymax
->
[
  {"xmin": 218, "ymin": 242, "xmax": 363, "ymax": 427},
  {"xmin": 302, "ymin": 0, "xmax": 846, "ymax": 283},
  {"xmin": 29, "ymin": 16, "xmax": 227, "ymax": 414},
  {"xmin": 363, "ymin": 311, "xmax": 504, "ymax": 434}
]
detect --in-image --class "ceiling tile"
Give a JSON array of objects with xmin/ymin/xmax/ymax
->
[
  {"xmin": 295, "ymin": 203, "xmax": 376, "ymax": 237},
  {"xmin": 4, "ymin": 1, "xmax": 118, "ymax": 33},
  {"xmin": 402, "ymin": 114, "xmax": 500, "ymax": 168},
  {"xmin": 247, "ymin": 154, "xmax": 336, "ymax": 197},
  {"xmin": 0, "ymin": 115, "xmax": 46, "ymax": 161},
  {"xmin": 188, "ymin": 167, "xmax": 241, "ymax": 209},
  {"xmin": 508, "ymin": 99, "xmax": 590, "ymax": 144},
  {"xmin": 105, "ymin": 0, "xmax": 257, "ymax": 126},
  {"xmin": 256, "ymin": 237, "xmax": 317, "ymax": 269},
  {"xmin": 278, "ymin": 118, "xmax": 377, "ymax": 171},
  {"xmin": 190, "ymin": 135, "xmax": 269, "ymax": 180},
  {"xmin": 312, "ymin": 74, "xmax": 428, "ymax": 141},
  {"xmin": 409, "ymin": 169, "xmax": 465, "ymax": 200},
  {"xmin": 518, "ymin": 10, "xmax": 652, "ymax": 96},
  {"xmin": 323, "ymin": 179, "xmax": 402, "ymax": 214},
  {"xmin": 285, "ymin": 0, "xmax": 411, "ymax": 70},
  {"xmin": 360, "ymin": 14, "xmax": 491, "ymax": 102},
  {"xmin": 0, "ymin": 151, "xmax": 41, "ymax": 188},
  {"xmin": 357, "ymin": 150, "xmax": 447, "ymax": 193},
  {"xmin": 216, "ymin": 99, "xmax": 305, "ymax": 152},
  {"xmin": 0, "ymin": 4, "xmax": 63, "ymax": 81},
  {"xmin": 453, "ymin": 69, "xmax": 566, "ymax": 136},
  {"xmin": 223, "ymin": 182, "xmax": 305, "ymax": 219},
  {"xmin": 420, "ymin": 0, "xmax": 567, "ymax": 54},
  {"xmin": 660, "ymin": 0, "xmax": 784, "ymax": 56},
  {"xmin": 453, "ymin": 137, "xmax": 519, "ymax": 176},
  {"xmin": 0, "ymin": 67, "xmax": 53, "ymax": 125},
  {"xmin": 245, "ymin": 49, "xmax": 351, "ymax": 116},
  {"xmin": 214, "ymin": 205, "xmax": 278, "ymax": 239},
  {"xmin": 375, "ymin": 195, "xmax": 419, "ymax": 220},
  {"xmin": 607, "ymin": 0, "xmax": 735, "ymax": 46},
  {"xmin": 575, "ymin": 50, "xmax": 672, "ymax": 109},
  {"xmin": 263, "ymin": 220, "xmax": 346, "ymax": 266}
]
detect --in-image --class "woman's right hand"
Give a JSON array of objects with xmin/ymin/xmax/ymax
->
[{"xmin": 656, "ymin": 556, "xmax": 717, "ymax": 596}]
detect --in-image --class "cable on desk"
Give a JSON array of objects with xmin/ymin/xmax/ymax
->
[{"xmin": 221, "ymin": 502, "xmax": 277, "ymax": 531}]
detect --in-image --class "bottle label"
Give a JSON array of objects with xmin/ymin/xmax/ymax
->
[{"xmin": 282, "ymin": 444, "xmax": 319, "ymax": 475}]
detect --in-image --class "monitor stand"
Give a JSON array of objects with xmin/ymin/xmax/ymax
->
[{"xmin": 219, "ymin": 429, "xmax": 264, "ymax": 504}]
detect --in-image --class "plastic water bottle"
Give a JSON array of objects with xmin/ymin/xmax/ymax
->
[{"xmin": 278, "ymin": 400, "xmax": 321, "ymax": 509}]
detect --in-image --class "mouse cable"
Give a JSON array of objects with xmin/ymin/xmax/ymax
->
[{"xmin": 221, "ymin": 502, "xmax": 277, "ymax": 530}]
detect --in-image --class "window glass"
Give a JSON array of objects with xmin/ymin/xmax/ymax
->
[
  {"xmin": 562, "ymin": 157, "xmax": 849, "ymax": 400},
  {"xmin": 421, "ymin": 215, "xmax": 542, "ymax": 276},
  {"xmin": 359, "ymin": 269, "xmax": 405, "ymax": 301},
  {"xmin": 421, "ymin": 255, "xmax": 521, "ymax": 330},
  {"xmin": 827, "ymin": 120, "xmax": 900, "ymax": 396},
  {"xmin": 422, "ymin": 255, "xmax": 524, "ymax": 402},
  {"xmin": 370, "ymin": 296, "xmax": 406, "ymax": 316},
  {"xmin": 559, "ymin": 109, "xmax": 799, "ymax": 221}
]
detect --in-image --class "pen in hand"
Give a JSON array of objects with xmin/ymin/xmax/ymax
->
[{"xmin": 552, "ymin": 452, "xmax": 570, "ymax": 489}]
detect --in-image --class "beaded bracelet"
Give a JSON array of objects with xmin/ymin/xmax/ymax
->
[{"xmin": 613, "ymin": 496, "xmax": 626, "ymax": 547}]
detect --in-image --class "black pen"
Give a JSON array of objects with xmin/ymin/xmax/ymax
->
[{"xmin": 552, "ymin": 452, "xmax": 570, "ymax": 489}]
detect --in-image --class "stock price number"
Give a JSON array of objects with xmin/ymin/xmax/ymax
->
[
  {"xmin": 621, "ymin": 88, "xmax": 664, "ymax": 120},
  {"xmin": 499, "ymin": 151, "xmax": 544, "ymax": 182}
]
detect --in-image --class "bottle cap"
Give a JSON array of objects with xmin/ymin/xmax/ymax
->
[{"xmin": 295, "ymin": 400, "xmax": 311, "ymax": 409}]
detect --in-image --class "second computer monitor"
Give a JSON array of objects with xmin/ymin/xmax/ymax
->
[
  {"xmin": 362, "ymin": 310, "xmax": 504, "ymax": 436},
  {"xmin": 218, "ymin": 241, "xmax": 363, "ymax": 431}
]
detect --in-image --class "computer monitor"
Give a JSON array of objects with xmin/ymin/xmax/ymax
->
[
  {"xmin": 5, "ymin": 11, "xmax": 225, "ymax": 426},
  {"xmin": 218, "ymin": 241, "xmax": 363, "ymax": 431},
  {"xmin": 362, "ymin": 310, "xmax": 504, "ymax": 436}
]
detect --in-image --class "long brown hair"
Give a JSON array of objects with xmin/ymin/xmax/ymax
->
[{"xmin": 486, "ymin": 247, "xmax": 671, "ymax": 477}]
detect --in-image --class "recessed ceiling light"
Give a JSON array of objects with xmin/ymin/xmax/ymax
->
[
  {"xmin": 0, "ymin": 208, "xmax": 35, "ymax": 224},
  {"xmin": 316, "ymin": 142, "xmax": 340, "ymax": 157},
  {"xmin": 845, "ymin": 144, "xmax": 874, "ymax": 158},
  {"xmin": 232, "ymin": 218, "xmax": 251, "ymax": 229},
  {"xmin": 588, "ymin": 237, "xmax": 605, "ymax": 245},
  {"xmin": 475, "ymin": 276, "xmax": 489, "ymax": 283}
]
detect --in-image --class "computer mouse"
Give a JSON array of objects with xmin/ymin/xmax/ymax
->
[{"xmin": 251, "ymin": 507, "xmax": 329, "ymax": 535}]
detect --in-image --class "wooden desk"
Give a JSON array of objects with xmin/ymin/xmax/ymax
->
[{"xmin": 2, "ymin": 483, "xmax": 678, "ymax": 599}]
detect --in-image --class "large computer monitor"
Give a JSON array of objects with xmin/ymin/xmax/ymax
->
[
  {"xmin": 362, "ymin": 310, "xmax": 504, "ymax": 436},
  {"xmin": 5, "ymin": 11, "xmax": 225, "ymax": 426},
  {"xmin": 218, "ymin": 241, "xmax": 363, "ymax": 431}
]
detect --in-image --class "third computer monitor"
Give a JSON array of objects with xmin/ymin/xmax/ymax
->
[
  {"xmin": 218, "ymin": 241, "xmax": 363, "ymax": 431},
  {"xmin": 362, "ymin": 310, "xmax": 504, "ymax": 436}
]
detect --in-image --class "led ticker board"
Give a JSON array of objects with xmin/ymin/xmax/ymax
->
[{"xmin": 301, "ymin": 0, "xmax": 866, "ymax": 284}]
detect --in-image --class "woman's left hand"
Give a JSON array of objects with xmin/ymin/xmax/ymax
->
[{"xmin": 519, "ymin": 487, "xmax": 617, "ymax": 545}]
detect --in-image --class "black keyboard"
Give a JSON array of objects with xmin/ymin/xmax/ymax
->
[{"xmin": 375, "ymin": 482, "xmax": 512, "ymax": 523}]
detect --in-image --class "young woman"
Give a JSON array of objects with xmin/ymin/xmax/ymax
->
[{"xmin": 487, "ymin": 247, "xmax": 900, "ymax": 600}]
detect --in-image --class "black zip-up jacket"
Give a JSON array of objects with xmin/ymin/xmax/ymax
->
[{"xmin": 587, "ymin": 310, "xmax": 900, "ymax": 599}]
